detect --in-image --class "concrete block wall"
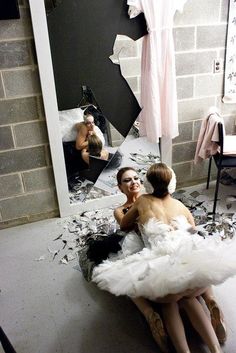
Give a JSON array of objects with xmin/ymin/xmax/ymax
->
[
  {"xmin": 0, "ymin": 1, "xmax": 59, "ymax": 229},
  {"xmin": 172, "ymin": 0, "xmax": 236, "ymax": 186}
]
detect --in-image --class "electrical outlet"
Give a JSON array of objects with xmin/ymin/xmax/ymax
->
[{"xmin": 213, "ymin": 59, "xmax": 223, "ymax": 73}]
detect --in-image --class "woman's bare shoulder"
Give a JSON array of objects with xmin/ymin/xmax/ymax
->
[
  {"xmin": 134, "ymin": 194, "xmax": 150, "ymax": 205},
  {"xmin": 134, "ymin": 194, "xmax": 158, "ymax": 211},
  {"xmin": 137, "ymin": 194, "xmax": 150, "ymax": 201},
  {"xmin": 170, "ymin": 196, "xmax": 184, "ymax": 205},
  {"xmin": 171, "ymin": 198, "xmax": 194, "ymax": 225},
  {"xmin": 114, "ymin": 205, "xmax": 123, "ymax": 215},
  {"xmin": 76, "ymin": 122, "xmax": 86, "ymax": 131},
  {"xmin": 169, "ymin": 198, "xmax": 187, "ymax": 211}
]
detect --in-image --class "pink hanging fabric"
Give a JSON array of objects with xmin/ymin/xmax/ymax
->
[{"xmin": 127, "ymin": 0, "xmax": 187, "ymax": 143}]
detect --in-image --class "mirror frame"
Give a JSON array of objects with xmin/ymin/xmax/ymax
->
[
  {"xmin": 29, "ymin": 0, "xmax": 125, "ymax": 217},
  {"xmin": 29, "ymin": 0, "xmax": 172, "ymax": 217}
]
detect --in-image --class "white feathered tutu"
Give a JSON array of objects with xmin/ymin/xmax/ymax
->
[{"xmin": 92, "ymin": 216, "xmax": 236, "ymax": 300}]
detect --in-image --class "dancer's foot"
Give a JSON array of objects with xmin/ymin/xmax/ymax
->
[
  {"xmin": 206, "ymin": 300, "xmax": 227, "ymax": 344},
  {"xmin": 146, "ymin": 311, "xmax": 169, "ymax": 353}
]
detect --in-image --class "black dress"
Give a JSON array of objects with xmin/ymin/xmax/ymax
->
[{"xmin": 78, "ymin": 207, "xmax": 132, "ymax": 281}]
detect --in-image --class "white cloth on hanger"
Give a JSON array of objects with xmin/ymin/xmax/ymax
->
[{"xmin": 127, "ymin": 0, "xmax": 188, "ymax": 143}]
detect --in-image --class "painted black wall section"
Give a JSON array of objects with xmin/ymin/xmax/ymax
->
[
  {"xmin": 47, "ymin": 0, "xmax": 147, "ymax": 137},
  {"xmin": 0, "ymin": 0, "xmax": 20, "ymax": 20}
]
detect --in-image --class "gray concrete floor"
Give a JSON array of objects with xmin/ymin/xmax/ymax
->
[{"xmin": 1, "ymin": 182, "xmax": 236, "ymax": 353}]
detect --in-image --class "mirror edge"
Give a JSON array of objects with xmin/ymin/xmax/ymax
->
[{"xmin": 29, "ymin": 0, "xmax": 126, "ymax": 217}]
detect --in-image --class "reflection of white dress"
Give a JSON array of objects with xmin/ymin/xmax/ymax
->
[{"xmin": 92, "ymin": 216, "xmax": 236, "ymax": 300}]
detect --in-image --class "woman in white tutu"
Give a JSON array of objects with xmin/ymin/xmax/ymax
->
[{"xmin": 92, "ymin": 163, "xmax": 236, "ymax": 353}]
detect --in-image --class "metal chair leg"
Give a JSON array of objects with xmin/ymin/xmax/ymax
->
[
  {"xmin": 213, "ymin": 167, "xmax": 221, "ymax": 216},
  {"xmin": 206, "ymin": 156, "xmax": 212, "ymax": 189}
]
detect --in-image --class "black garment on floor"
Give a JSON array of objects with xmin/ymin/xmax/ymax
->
[
  {"xmin": 87, "ymin": 232, "xmax": 124, "ymax": 265},
  {"xmin": 79, "ymin": 207, "xmax": 131, "ymax": 281},
  {"xmin": 79, "ymin": 231, "xmax": 126, "ymax": 281}
]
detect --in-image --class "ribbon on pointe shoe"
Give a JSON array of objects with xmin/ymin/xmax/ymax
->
[
  {"xmin": 146, "ymin": 311, "xmax": 169, "ymax": 353},
  {"xmin": 206, "ymin": 300, "xmax": 227, "ymax": 344}
]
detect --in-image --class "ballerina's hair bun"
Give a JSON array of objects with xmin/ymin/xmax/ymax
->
[{"xmin": 144, "ymin": 163, "xmax": 176, "ymax": 197}]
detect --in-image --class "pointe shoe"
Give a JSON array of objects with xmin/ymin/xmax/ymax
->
[
  {"xmin": 206, "ymin": 300, "xmax": 227, "ymax": 344},
  {"xmin": 146, "ymin": 311, "xmax": 169, "ymax": 353}
]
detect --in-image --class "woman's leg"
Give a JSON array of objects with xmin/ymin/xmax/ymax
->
[
  {"xmin": 180, "ymin": 297, "xmax": 223, "ymax": 353},
  {"xmin": 130, "ymin": 297, "xmax": 169, "ymax": 353},
  {"xmin": 162, "ymin": 302, "xmax": 190, "ymax": 353},
  {"xmin": 154, "ymin": 288, "xmax": 207, "ymax": 304},
  {"xmin": 131, "ymin": 297, "xmax": 153, "ymax": 318},
  {"xmin": 201, "ymin": 287, "xmax": 227, "ymax": 344}
]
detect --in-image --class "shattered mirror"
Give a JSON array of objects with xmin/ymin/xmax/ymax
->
[
  {"xmin": 29, "ymin": 0, "xmax": 160, "ymax": 216},
  {"xmin": 95, "ymin": 35, "xmax": 160, "ymax": 196},
  {"xmin": 64, "ymin": 35, "xmax": 160, "ymax": 204}
]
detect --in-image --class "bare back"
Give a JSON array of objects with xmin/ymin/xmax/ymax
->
[{"xmin": 120, "ymin": 194, "xmax": 195, "ymax": 230}]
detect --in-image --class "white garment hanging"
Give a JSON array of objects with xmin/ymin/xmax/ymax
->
[
  {"xmin": 222, "ymin": 0, "xmax": 236, "ymax": 103},
  {"xmin": 127, "ymin": 0, "xmax": 188, "ymax": 142}
]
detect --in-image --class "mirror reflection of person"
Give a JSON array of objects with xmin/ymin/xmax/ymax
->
[
  {"xmin": 81, "ymin": 134, "xmax": 109, "ymax": 165},
  {"xmin": 75, "ymin": 113, "xmax": 105, "ymax": 151},
  {"xmin": 63, "ymin": 112, "xmax": 106, "ymax": 183},
  {"xmin": 92, "ymin": 165, "xmax": 228, "ymax": 353}
]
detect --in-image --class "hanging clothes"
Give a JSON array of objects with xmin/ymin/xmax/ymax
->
[
  {"xmin": 222, "ymin": 0, "xmax": 236, "ymax": 104},
  {"xmin": 194, "ymin": 111, "xmax": 223, "ymax": 164},
  {"xmin": 127, "ymin": 0, "xmax": 187, "ymax": 143}
]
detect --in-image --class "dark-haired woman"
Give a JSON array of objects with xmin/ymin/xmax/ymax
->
[{"xmin": 113, "ymin": 166, "xmax": 169, "ymax": 352}]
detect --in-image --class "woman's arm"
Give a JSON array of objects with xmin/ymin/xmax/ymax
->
[
  {"xmin": 186, "ymin": 208, "xmax": 195, "ymax": 228},
  {"xmin": 181, "ymin": 204, "xmax": 195, "ymax": 228},
  {"xmin": 75, "ymin": 123, "xmax": 88, "ymax": 150},
  {"xmin": 120, "ymin": 201, "xmax": 139, "ymax": 231},
  {"xmin": 114, "ymin": 204, "xmax": 133, "ymax": 226},
  {"xmin": 113, "ymin": 207, "xmax": 124, "ymax": 225}
]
